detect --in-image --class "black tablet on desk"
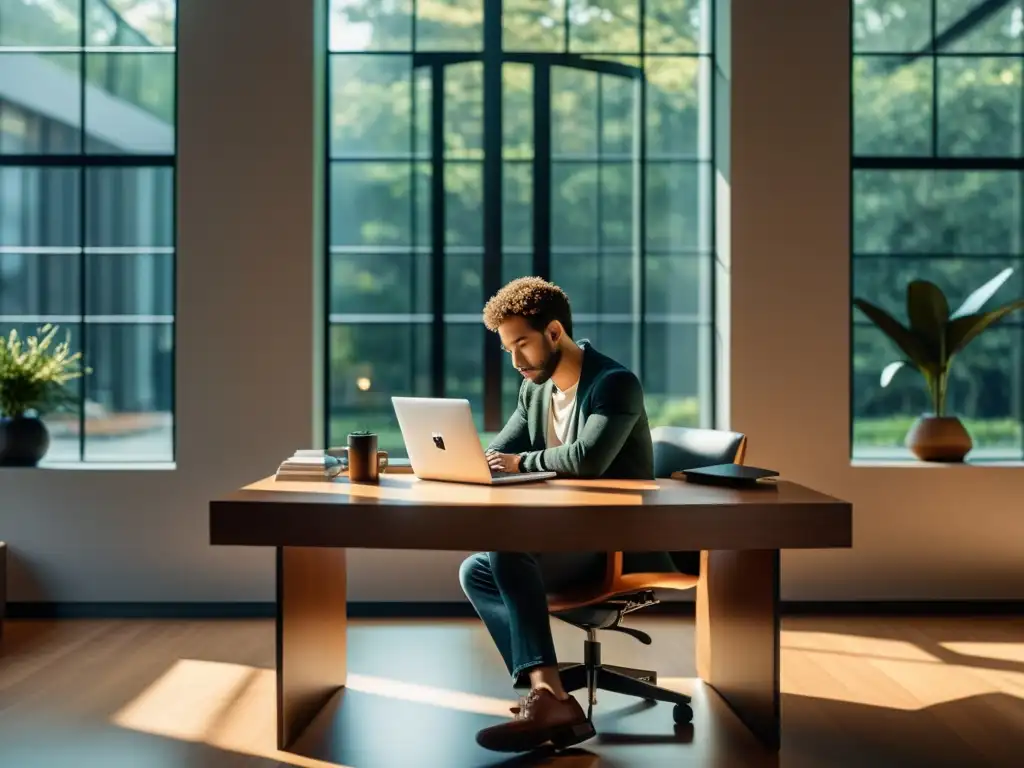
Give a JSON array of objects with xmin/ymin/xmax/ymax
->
[{"xmin": 671, "ymin": 463, "xmax": 779, "ymax": 489}]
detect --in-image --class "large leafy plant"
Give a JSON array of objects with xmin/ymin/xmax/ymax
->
[
  {"xmin": 853, "ymin": 268, "xmax": 1024, "ymax": 417},
  {"xmin": 0, "ymin": 324, "xmax": 88, "ymax": 419}
]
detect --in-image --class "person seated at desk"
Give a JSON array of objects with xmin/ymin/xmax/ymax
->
[{"xmin": 461, "ymin": 276, "xmax": 679, "ymax": 753}]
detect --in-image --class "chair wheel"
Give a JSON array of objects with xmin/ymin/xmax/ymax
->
[{"xmin": 673, "ymin": 703, "xmax": 693, "ymax": 724}]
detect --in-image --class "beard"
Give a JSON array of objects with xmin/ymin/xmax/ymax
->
[{"xmin": 526, "ymin": 344, "xmax": 562, "ymax": 385}]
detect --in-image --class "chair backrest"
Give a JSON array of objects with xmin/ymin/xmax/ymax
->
[{"xmin": 651, "ymin": 425, "xmax": 747, "ymax": 478}]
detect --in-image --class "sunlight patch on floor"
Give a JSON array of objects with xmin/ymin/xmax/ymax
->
[
  {"xmin": 109, "ymin": 659, "xmax": 527, "ymax": 766},
  {"xmin": 781, "ymin": 629, "xmax": 940, "ymax": 662},
  {"xmin": 111, "ymin": 659, "xmax": 347, "ymax": 767},
  {"xmin": 940, "ymin": 641, "xmax": 1024, "ymax": 664}
]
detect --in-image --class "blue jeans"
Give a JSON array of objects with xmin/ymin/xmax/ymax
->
[{"xmin": 459, "ymin": 551, "xmax": 606, "ymax": 687}]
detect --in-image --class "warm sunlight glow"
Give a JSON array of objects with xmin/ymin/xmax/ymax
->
[
  {"xmin": 347, "ymin": 674, "xmax": 515, "ymax": 717},
  {"xmin": 941, "ymin": 642, "xmax": 1024, "ymax": 664},
  {"xmin": 111, "ymin": 660, "xmax": 519, "ymax": 766},
  {"xmin": 782, "ymin": 630, "xmax": 940, "ymax": 662},
  {"xmin": 780, "ymin": 630, "xmax": 1024, "ymax": 710},
  {"xmin": 112, "ymin": 659, "xmax": 349, "ymax": 768}
]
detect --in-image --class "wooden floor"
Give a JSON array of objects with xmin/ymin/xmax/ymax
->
[{"xmin": 1, "ymin": 614, "xmax": 1022, "ymax": 767}]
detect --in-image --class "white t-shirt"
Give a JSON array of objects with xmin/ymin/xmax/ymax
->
[{"xmin": 547, "ymin": 380, "xmax": 579, "ymax": 448}]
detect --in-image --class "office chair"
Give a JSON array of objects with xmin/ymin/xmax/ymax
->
[{"xmin": 546, "ymin": 426, "xmax": 748, "ymax": 724}]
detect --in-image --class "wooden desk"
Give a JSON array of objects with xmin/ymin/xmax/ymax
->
[{"xmin": 210, "ymin": 474, "xmax": 852, "ymax": 753}]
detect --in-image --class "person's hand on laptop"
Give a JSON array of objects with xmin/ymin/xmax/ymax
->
[{"xmin": 486, "ymin": 450, "xmax": 521, "ymax": 474}]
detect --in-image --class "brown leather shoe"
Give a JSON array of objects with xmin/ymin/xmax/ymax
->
[{"xmin": 477, "ymin": 688, "xmax": 595, "ymax": 752}]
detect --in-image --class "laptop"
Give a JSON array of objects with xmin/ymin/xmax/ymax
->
[{"xmin": 391, "ymin": 397, "xmax": 557, "ymax": 485}]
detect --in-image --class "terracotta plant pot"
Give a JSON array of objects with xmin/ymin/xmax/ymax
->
[{"xmin": 904, "ymin": 415, "xmax": 973, "ymax": 463}]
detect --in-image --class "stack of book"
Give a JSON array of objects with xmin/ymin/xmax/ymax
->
[{"xmin": 275, "ymin": 449, "xmax": 347, "ymax": 481}]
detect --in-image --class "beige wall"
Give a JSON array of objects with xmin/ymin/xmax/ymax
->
[
  {"xmin": 2, "ymin": 0, "xmax": 1022, "ymax": 605},
  {"xmin": 728, "ymin": 0, "xmax": 1024, "ymax": 600}
]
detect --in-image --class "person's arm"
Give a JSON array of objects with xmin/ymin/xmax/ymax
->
[
  {"xmin": 518, "ymin": 370, "xmax": 643, "ymax": 477},
  {"xmin": 485, "ymin": 381, "xmax": 532, "ymax": 455}
]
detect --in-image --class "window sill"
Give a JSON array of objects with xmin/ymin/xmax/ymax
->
[
  {"xmin": 851, "ymin": 458, "xmax": 1024, "ymax": 468},
  {"xmin": 1, "ymin": 461, "xmax": 176, "ymax": 471}
]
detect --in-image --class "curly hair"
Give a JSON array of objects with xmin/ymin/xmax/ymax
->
[{"xmin": 482, "ymin": 276, "xmax": 573, "ymax": 339}]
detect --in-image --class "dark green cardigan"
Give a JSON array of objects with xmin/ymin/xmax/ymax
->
[{"xmin": 488, "ymin": 340, "xmax": 654, "ymax": 480}]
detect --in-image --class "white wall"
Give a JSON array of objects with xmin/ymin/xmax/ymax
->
[{"xmin": 2, "ymin": 0, "xmax": 1022, "ymax": 605}]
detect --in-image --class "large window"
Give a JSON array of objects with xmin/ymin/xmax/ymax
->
[
  {"xmin": 0, "ymin": 0, "xmax": 176, "ymax": 463},
  {"xmin": 326, "ymin": 0, "xmax": 714, "ymax": 454},
  {"xmin": 852, "ymin": 0, "xmax": 1024, "ymax": 460}
]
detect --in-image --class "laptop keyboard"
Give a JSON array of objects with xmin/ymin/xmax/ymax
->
[{"xmin": 490, "ymin": 470, "xmax": 519, "ymax": 480}]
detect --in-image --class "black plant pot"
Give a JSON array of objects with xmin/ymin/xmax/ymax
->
[{"xmin": 0, "ymin": 415, "xmax": 51, "ymax": 467}]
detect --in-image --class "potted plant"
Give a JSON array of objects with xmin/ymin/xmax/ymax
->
[
  {"xmin": 854, "ymin": 268, "xmax": 1024, "ymax": 462},
  {"xmin": 0, "ymin": 324, "xmax": 88, "ymax": 467}
]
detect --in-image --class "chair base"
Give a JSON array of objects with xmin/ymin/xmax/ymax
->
[{"xmin": 558, "ymin": 662, "xmax": 692, "ymax": 709}]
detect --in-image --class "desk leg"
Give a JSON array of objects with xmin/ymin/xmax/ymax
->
[
  {"xmin": 695, "ymin": 549, "xmax": 780, "ymax": 750},
  {"xmin": 277, "ymin": 546, "xmax": 347, "ymax": 750}
]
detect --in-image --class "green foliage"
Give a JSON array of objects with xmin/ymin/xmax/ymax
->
[
  {"xmin": 852, "ymin": 3, "xmax": 1024, "ymax": 453},
  {"xmin": 0, "ymin": 324, "xmax": 89, "ymax": 419},
  {"xmin": 854, "ymin": 268, "xmax": 1024, "ymax": 417}
]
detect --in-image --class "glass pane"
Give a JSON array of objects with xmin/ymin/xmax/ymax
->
[
  {"xmin": 644, "ymin": 321, "xmax": 708, "ymax": 427},
  {"xmin": 84, "ymin": 53, "xmax": 175, "ymax": 154},
  {"xmin": 86, "ymin": 252, "xmax": 174, "ymax": 317},
  {"xmin": 330, "ymin": 162, "xmax": 420, "ymax": 247},
  {"xmin": 552, "ymin": 67, "xmax": 597, "ymax": 157},
  {"xmin": 568, "ymin": 0, "xmax": 640, "ymax": 52},
  {"xmin": 503, "ymin": 63, "xmax": 533, "ymax": 159},
  {"xmin": 551, "ymin": 252, "xmax": 634, "ymax": 315},
  {"xmin": 853, "ymin": 0, "xmax": 932, "ymax": 53},
  {"xmin": 0, "ymin": 320, "xmax": 82, "ymax": 462},
  {"xmin": 330, "ymin": 252, "xmax": 429, "ymax": 315},
  {"xmin": 936, "ymin": 0, "xmax": 1024, "ymax": 53},
  {"xmin": 853, "ymin": 324, "xmax": 1024, "ymax": 460},
  {"xmin": 330, "ymin": 55, "xmax": 413, "ymax": 157},
  {"xmin": 600, "ymin": 71, "xmax": 635, "ymax": 157},
  {"xmin": 646, "ymin": 0, "xmax": 707, "ymax": 53},
  {"xmin": 445, "ymin": 162, "xmax": 482, "ymax": 247},
  {"xmin": 86, "ymin": 167, "xmax": 174, "ymax": 248},
  {"xmin": 445, "ymin": 252, "xmax": 483, "ymax": 313},
  {"xmin": 502, "ymin": 342, "xmax": 524, "ymax": 420},
  {"xmin": 503, "ymin": 250, "xmax": 533, "ymax": 285},
  {"xmin": 446, "ymin": 322, "xmax": 484, "ymax": 428},
  {"xmin": 552, "ymin": 163, "xmax": 598, "ymax": 248},
  {"xmin": 646, "ymin": 161, "xmax": 708, "ymax": 252},
  {"xmin": 646, "ymin": 254, "xmax": 709, "ymax": 319},
  {"xmin": 445, "ymin": 62, "xmax": 482, "ymax": 160},
  {"xmin": 0, "ymin": 167, "xmax": 81, "ymax": 247},
  {"xmin": 83, "ymin": 322, "xmax": 173, "ymax": 461},
  {"xmin": 417, "ymin": 0, "xmax": 483, "ymax": 51},
  {"xmin": 0, "ymin": 54, "xmax": 82, "ymax": 154},
  {"xmin": 853, "ymin": 255, "xmax": 1024, "ymax": 322},
  {"xmin": 938, "ymin": 57, "xmax": 1023, "ymax": 157},
  {"xmin": 853, "ymin": 170, "xmax": 1022, "ymax": 255},
  {"xmin": 503, "ymin": 0, "xmax": 566, "ymax": 51},
  {"xmin": 0, "ymin": 252, "xmax": 79, "ymax": 316},
  {"xmin": 646, "ymin": 56, "xmax": 707, "ymax": 159},
  {"xmin": 600, "ymin": 162, "xmax": 634, "ymax": 248},
  {"xmin": 853, "ymin": 55, "xmax": 933, "ymax": 156},
  {"xmin": 504, "ymin": 162, "xmax": 532, "ymax": 251},
  {"xmin": 573, "ymin": 318, "xmax": 636, "ymax": 369},
  {"xmin": 0, "ymin": 0, "xmax": 81, "ymax": 47},
  {"xmin": 88, "ymin": 0, "xmax": 176, "ymax": 47},
  {"xmin": 329, "ymin": 0, "xmax": 413, "ymax": 52},
  {"xmin": 328, "ymin": 322, "xmax": 431, "ymax": 455}
]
